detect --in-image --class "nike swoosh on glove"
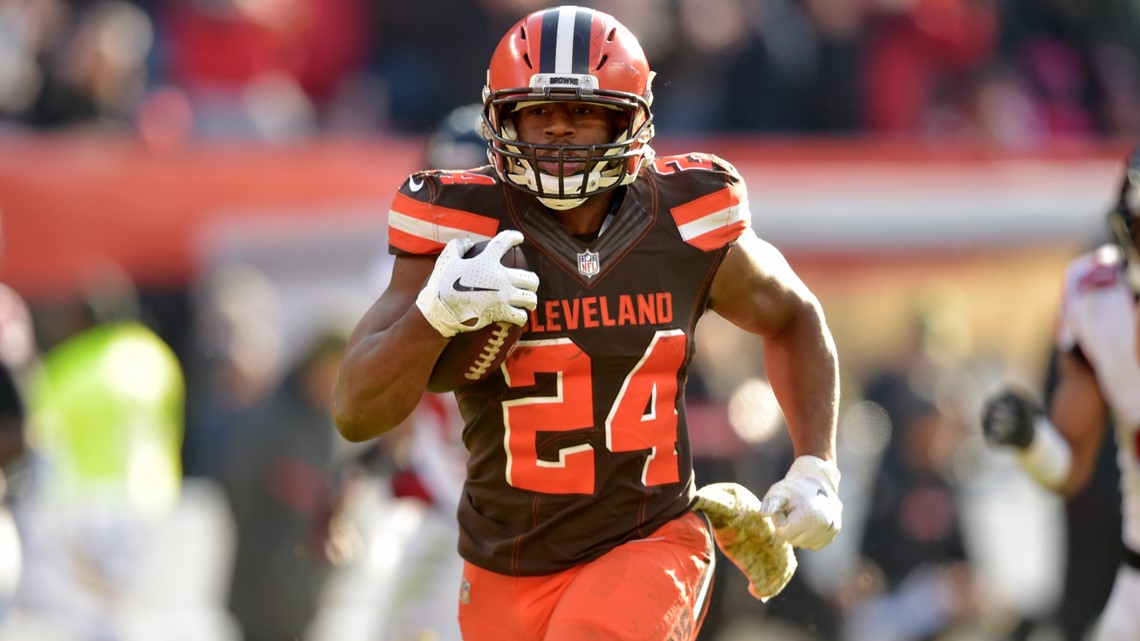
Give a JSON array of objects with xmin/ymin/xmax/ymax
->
[
  {"xmin": 416, "ymin": 230, "xmax": 539, "ymax": 338},
  {"xmin": 693, "ymin": 482, "xmax": 797, "ymax": 602},
  {"xmin": 759, "ymin": 455, "xmax": 842, "ymax": 551}
]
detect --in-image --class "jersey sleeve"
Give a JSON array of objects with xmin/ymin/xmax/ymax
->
[
  {"xmin": 655, "ymin": 153, "xmax": 751, "ymax": 252},
  {"xmin": 386, "ymin": 170, "xmax": 502, "ymax": 257}
]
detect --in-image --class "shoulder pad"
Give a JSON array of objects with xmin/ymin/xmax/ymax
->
[
  {"xmin": 647, "ymin": 153, "xmax": 742, "ymax": 181},
  {"xmin": 399, "ymin": 167, "xmax": 499, "ymax": 199},
  {"xmin": 387, "ymin": 168, "xmax": 502, "ymax": 256},
  {"xmin": 649, "ymin": 153, "xmax": 750, "ymax": 251},
  {"xmin": 1072, "ymin": 245, "xmax": 1123, "ymax": 293}
]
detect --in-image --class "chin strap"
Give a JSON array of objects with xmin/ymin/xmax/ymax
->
[{"xmin": 495, "ymin": 119, "xmax": 652, "ymax": 209}]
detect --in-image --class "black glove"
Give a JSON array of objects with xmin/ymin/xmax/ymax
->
[{"xmin": 980, "ymin": 389, "xmax": 1039, "ymax": 449}]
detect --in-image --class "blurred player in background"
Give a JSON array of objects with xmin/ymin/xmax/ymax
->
[
  {"xmin": 982, "ymin": 143, "xmax": 1140, "ymax": 641},
  {"xmin": 15, "ymin": 270, "xmax": 184, "ymax": 641},
  {"xmin": 332, "ymin": 6, "xmax": 842, "ymax": 640},
  {"xmin": 0, "ymin": 280, "xmax": 36, "ymax": 629}
]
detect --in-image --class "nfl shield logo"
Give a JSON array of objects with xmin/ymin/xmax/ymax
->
[{"xmin": 577, "ymin": 250, "xmax": 600, "ymax": 278}]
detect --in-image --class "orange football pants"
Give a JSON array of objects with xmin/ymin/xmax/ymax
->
[{"xmin": 457, "ymin": 511, "xmax": 715, "ymax": 641}]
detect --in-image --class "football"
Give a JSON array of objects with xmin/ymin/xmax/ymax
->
[{"xmin": 426, "ymin": 240, "xmax": 528, "ymax": 392}]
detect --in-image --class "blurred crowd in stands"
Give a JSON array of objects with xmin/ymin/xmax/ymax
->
[
  {"xmin": 0, "ymin": 0, "xmax": 1137, "ymax": 145},
  {"xmin": 0, "ymin": 1, "xmax": 1134, "ymax": 640}
]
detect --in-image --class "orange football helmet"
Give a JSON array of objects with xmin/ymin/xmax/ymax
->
[{"xmin": 482, "ymin": 6, "xmax": 655, "ymax": 210}]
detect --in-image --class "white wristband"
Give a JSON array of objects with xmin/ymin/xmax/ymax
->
[{"xmin": 1015, "ymin": 415, "xmax": 1072, "ymax": 490}]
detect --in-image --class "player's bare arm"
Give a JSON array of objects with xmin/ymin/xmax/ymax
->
[
  {"xmin": 707, "ymin": 229, "xmax": 842, "ymax": 551},
  {"xmin": 708, "ymin": 229, "xmax": 839, "ymax": 462},
  {"xmin": 1048, "ymin": 350, "xmax": 1108, "ymax": 496},
  {"xmin": 982, "ymin": 348, "xmax": 1109, "ymax": 496},
  {"xmin": 333, "ymin": 230, "xmax": 539, "ymax": 442},
  {"xmin": 332, "ymin": 255, "xmax": 447, "ymax": 441}
]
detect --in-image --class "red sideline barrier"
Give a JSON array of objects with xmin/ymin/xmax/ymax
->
[
  {"xmin": 0, "ymin": 136, "xmax": 422, "ymax": 300},
  {"xmin": 0, "ymin": 134, "xmax": 1131, "ymax": 301}
]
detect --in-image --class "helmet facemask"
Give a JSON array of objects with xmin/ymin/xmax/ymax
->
[{"xmin": 483, "ymin": 94, "xmax": 654, "ymax": 210}]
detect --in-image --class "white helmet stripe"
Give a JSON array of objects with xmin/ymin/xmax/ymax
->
[{"xmin": 555, "ymin": 6, "xmax": 579, "ymax": 73}]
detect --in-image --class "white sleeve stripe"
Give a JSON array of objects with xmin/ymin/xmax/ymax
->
[
  {"xmin": 676, "ymin": 203, "xmax": 749, "ymax": 241},
  {"xmin": 388, "ymin": 210, "xmax": 493, "ymax": 245}
]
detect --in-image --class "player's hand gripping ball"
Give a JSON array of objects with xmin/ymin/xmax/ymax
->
[{"xmin": 425, "ymin": 232, "xmax": 535, "ymax": 392}]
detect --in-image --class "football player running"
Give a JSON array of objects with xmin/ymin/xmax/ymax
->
[
  {"xmin": 981, "ymin": 144, "xmax": 1140, "ymax": 641},
  {"xmin": 332, "ymin": 6, "xmax": 842, "ymax": 640}
]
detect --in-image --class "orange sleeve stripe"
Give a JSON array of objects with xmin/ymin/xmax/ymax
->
[
  {"xmin": 670, "ymin": 185, "xmax": 742, "ymax": 226},
  {"xmin": 389, "ymin": 227, "xmax": 446, "ymax": 254},
  {"xmin": 388, "ymin": 193, "xmax": 500, "ymax": 254},
  {"xmin": 670, "ymin": 184, "xmax": 750, "ymax": 250},
  {"xmin": 392, "ymin": 193, "xmax": 500, "ymax": 234}
]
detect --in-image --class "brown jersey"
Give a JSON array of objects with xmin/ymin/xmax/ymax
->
[{"xmin": 387, "ymin": 152, "xmax": 750, "ymax": 576}]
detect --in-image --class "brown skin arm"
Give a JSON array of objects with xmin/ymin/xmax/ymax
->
[
  {"xmin": 1048, "ymin": 350, "xmax": 1108, "ymax": 497},
  {"xmin": 708, "ymin": 231, "xmax": 839, "ymax": 462},
  {"xmin": 331, "ymin": 255, "xmax": 450, "ymax": 442}
]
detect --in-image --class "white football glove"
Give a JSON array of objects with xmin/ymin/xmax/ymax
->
[
  {"xmin": 415, "ymin": 230, "xmax": 539, "ymax": 338},
  {"xmin": 693, "ymin": 482, "xmax": 797, "ymax": 602},
  {"xmin": 760, "ymin": 455, "xmax": 842, "ymax": 551}
]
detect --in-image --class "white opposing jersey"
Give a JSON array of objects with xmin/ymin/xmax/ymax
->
[{"xmin": 1056, "ymin": 244, "xmax": 1140, "ymax": 552}]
